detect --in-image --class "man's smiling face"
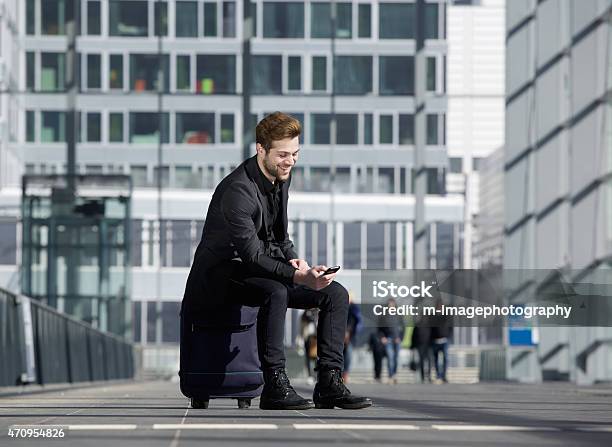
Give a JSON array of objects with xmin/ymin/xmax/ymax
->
[{"xmin": 257, "ymin": 137, "xmax": 300, "ymax": 183}]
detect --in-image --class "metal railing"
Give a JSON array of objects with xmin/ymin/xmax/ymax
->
[{"xmin": 0, "ymin": 287, "xmax": 137, "ymax": 387}]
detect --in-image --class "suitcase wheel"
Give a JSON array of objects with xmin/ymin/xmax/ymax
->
[
  {"xmin": 237, "ymin": 398, "xmax": 251, "ymax": 409},
  {"xmin": 191, "ymin": 397, "xmax": 209, "ymax": 409}
]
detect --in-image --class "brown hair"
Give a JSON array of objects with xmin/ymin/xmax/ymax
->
[{"xmin": 256, "ymin": 112, "xmax": 301, "ymax": 152}]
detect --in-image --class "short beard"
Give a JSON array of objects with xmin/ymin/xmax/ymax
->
[{"xmin": 263, "ymin": 154, "xmax": 282, "ymax": 182}]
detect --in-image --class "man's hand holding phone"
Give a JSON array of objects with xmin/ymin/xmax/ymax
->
[{"xmin": 293, "ymin": 265, "xmax": 340, "ymax": 291}]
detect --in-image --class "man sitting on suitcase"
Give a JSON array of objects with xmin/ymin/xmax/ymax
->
[{"xmin": 183, "ymin": 112, "xmax": 372, "ymax": 410}]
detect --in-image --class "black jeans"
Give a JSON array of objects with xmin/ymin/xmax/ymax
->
[{"xmin": 230, "ymin": 277, "xmax": 349, "ymax": 372}]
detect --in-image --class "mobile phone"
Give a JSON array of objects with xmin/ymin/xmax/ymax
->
[{"xmin": 322, "ymin": 265, "xmax": 341, "ymax": 275}]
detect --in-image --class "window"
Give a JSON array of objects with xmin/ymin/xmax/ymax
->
[
  {"xmin": 87, "ymin": 54, "xmax": 101, "ymax": 89},
  {"xmin": 129, "ymin": 112, "xmax": 169, "ymax": 143},
  {"xmin": 26, "ymin": 52, "xmax": 35, "ymax": 91},
  {"xmin": 379, "ymin": 115, "xmax": 393, "ymax": 144},
  {"xmin": 109, "ymin": 113, "xmax": 124, "ymax": 142},
  {"xmin": 154, "ymin": 167, "xmax": 170, "ymax": 188},
  {"xmin": 175, "ymin": 167, "xmax": 201, "ymax": 188},
  {"xmin": 367, "ymin": 223, "xmax": 384, "ymax": 268},
  {"xmin": 170, "ymin": 222, "xmax": 192, "ymax": 267},
  {"xmin": 472, "ymin": 157, "xmax": 482, "ymax": 172},
  {"xmin": 358, "ymin": 4, "xmax": 371, "ymax": 38},
  {"xmin": 109, "ymin": 55, "xmax": 123, "ymax": 89},
  {"xmin": 203, "ymin": 2, "xmax": 218, "ymax": 36},
  {"xmin": 311, "ymin": 114, "xmax": 331, "ymax": 144},
  {"xmin": 221, "ymin": 114, "xmax": 235, "ymax": 143},
  {"xmin": 426, "ymin": 168, "xmax": 444, "ymax": 194},
  {"xmin": 263, "ymin": 2, "xmax": 304, "ymax": 38},
  {"xmin": 155, "ymin": 1, "xmax": 168, "ymax": 36},
  {"xmin": 378, "ymin": 168, "xmax": 394, "ymax": 193},
  {"xmin": 130, "ymin": 166, "xmax": 148, "ymax": 187},
  {"xmin": 176, "ymin": 56, "xmax": 191, "ymax": 91},
  {"xmin": 436, "ymin": 223, "xmax": 454, "ymax": 269},
  {"xmin": 311, "ymin": 167, "xmax": 331, "ymax": 191},
  {"xmin": 176, "ymin": 1, "xmax": 198, "ymax": 37},
  {"xmin": 449, "ymin": 157, "xmax": 462, "ymax": 173},
  {"xmin": 41, "ymin": 112, "xmax": 66, "ymax": 142},
  {"xmin": 288, "ymin": 56, "xmax": 301, "ymax": 91},
  {"xmin": 42, "ymin": 0, "xmax": 70, "ymax": 35},
  {"xmin": 312, "ymin": 56, "xmax": 327, "ymax": 91},
  {"xmin": 311, "ymin": 3, "xmax": 352, "ymax": 39},
  {"xmin": 335, "ymin": 167, "xmax": 352, "ymax": 193},
  {"xmin": 160, "ymin": 301, "xmax": 182, "ymax": 341},
  {"xmin": 427, "ymin": 114, "xmax": 438, "ymax": 145},
  {"xmin": 343, "ymin": 222, "xmax": 361, "ymax": 269},
  {"xmin": 26, "ymin": 111, "xmax": 35, "ymax": 142},
  {"xmin": 399, "ymin": 114, "xmax": 414, "ymax": 145},
  {"xmin": 88, "ymin": 1, "xmax": 101, "ymax": 35},
  {"xmin": 26, "ymin": 0, "xmax": 35, "ymax": 35},
  {"xmin": 427, "ymin": 57, "xmax": 437, "ymax": 92},
  {"xmin": 130, "ymin": 220, "xmax": 143, "ymax": 267},
  {"xmin": 250, "ymin": 1, "xmax": 258, "ymax": 37},
  {"xmin": 364, "ymin": 113, "xmax": 373, "ymax": 144},
  {"xmin": 223, "ymin": 1, "xmax": 237, "ymax": 37},
  {"xmin": 334, "ymin": 56, "xmax": 372, "ymax": 94},
  {"xmin": 109, "ymin": 0, "xmax": 148, "ymax": 37},
  {"xmin": 252, "ymin": 55, "xmax": 282, "ymax": 94},
  {"xmin": 130, "ymin": 54, "xmax": 169, "ymax": 92},
  {"xmin": 379, "ymin": 3, "xmax": 414, "ymax": 39},
  {"xmin": 425, "ymin": 3, "xmax": 439, "ymax": 39},
  {"xmin": 380, "ymin": 56, "xmax": 414, "ymax": 95},
  {"xmin": 41, "ymin": 53, "xmax": 66, "ymax": 91},
  {"xmin": 87, "ymin": 113, "xmax": 101, "ymax": 142},
  {"xmin": 336, "ymin": 114, "xmax": 358, "ymax": 144},
  {"xmin": 196, "ymin": 55, "xmax": 236, "ymax": 93},
  {"xmin": 176, "ymin": 113, "xmax": 215, "ymax": 144}
]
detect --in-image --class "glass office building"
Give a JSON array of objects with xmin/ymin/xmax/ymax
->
[{"xmin": 0, "ymin": 0, "xmax": 464, "ymax": 366}]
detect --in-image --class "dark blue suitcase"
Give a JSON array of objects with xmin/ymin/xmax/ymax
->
[{"xmin": 179, "ymin": 304, "xmax": 264, "ymax": 409}]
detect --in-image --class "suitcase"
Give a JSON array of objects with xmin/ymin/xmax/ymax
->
[{"xmin": 179, "ymin": 303, "xmax": 264, "ymax": 409}]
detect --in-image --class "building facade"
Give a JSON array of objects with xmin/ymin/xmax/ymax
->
[
  {"xmin": 505, "ymin": 0, "xmax": 612, "ymax": 384},
  {"xmin": 0, "ymin": 0, "xmax": 465, "ymax": 369}
]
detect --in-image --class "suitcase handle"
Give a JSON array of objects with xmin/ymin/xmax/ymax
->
[{"xmin": 191, "ymin": 322, "xmax": 255, "ymax": 333}]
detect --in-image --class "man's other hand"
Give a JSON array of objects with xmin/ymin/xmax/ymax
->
[
  {"xmin": 293, "ymin": 265, "xmax": 335, "ymax": 291},
  {"xmin": 289, "ymin": 258, "xmax": 310, "ymax": 271}
]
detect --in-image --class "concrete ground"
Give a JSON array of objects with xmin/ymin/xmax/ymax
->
[{"xmin": 1, "ymin": 379, "xmax": 611, "ymax": 446}]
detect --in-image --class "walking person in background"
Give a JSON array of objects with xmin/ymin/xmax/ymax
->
[
  {"xmin": 411, "ymin": 323, "xmax": 432, "ymax": 383},
  {"xmin": 377, "ymin": 298, "xmax": 405, "ymax": 384},
  {"xmin": 342, "ymin": 292, "xmax": 362, "ymax": 383},
  {"xmin": 369, "ymin": 331, "xmax": 385, "ymax": 382},
  {"xmin": 431, "ymin": 300, "xmax": 452, "ymax": 384}
]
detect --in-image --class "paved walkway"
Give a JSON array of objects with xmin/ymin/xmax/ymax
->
[{"xmin": 1, "ymin": 380, "xmax": 611, "ymax": 446}]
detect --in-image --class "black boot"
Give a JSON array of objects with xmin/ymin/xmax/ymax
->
[
  {"xmin": 313, "ymin": 368, "xmax": 372, "ymax": 409},
  {"xmin": 259, "ymin": 368, "xmax": 314, "ymax": 410}
]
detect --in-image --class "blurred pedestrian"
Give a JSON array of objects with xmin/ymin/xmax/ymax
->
[
  {"xmin": 431, "ymin": 300, "xmax": 452, "ymax": 384},
  {"xmin": 343, "ymin": 292, "xmax": 363, "ymax": 383},
  {"xmin": 368, "ymin": 331, "xmax": 385, "ymax": 382},
  {"xmin": 411, "ymin": 324, "xmax": 432, "ymax": 383},
  {"xmin": 377, "ymin": 298, "xmax": 405, "ymax": 384}
]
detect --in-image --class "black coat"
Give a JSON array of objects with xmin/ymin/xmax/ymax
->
[{"xmin": 181, "ymin": 156, "xmax": 299, "ymax": 315}]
